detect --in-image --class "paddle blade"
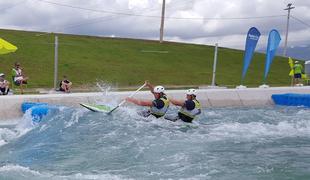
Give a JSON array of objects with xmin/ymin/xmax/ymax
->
[{"xmin": 80, "ymin": 103, "xmax": 112, "ymax": 113}]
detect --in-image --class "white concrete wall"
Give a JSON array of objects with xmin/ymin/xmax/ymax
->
[{"xmin": 0, "ymin": 86, "xmax": 310, "ymax": 121}]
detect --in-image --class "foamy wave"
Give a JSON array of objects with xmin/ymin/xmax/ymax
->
[
  {"xmin": 0, "ymin": 164, "xmax": 133, "ymax": 180},
  {"xmin": 64, "ymin": 109, "xmax": 86, "ymax": 128},
  {"xmin": 0, "ymin": 128, "xmax": 20, "ymax": 146},
  {"xmin": 0, "ymin": 111, "xmax": 37, "ymax": 147},
  {"xmin": 15, "ymin": 110, "xmax": 36, "ymax": 131},
  {"xmin": 71, "ymin": 173, "xmax": 133, "ymax": 180},
  {"xmin": 209, "ymin": 120, "xmax": 310, "ymax": 141},
  {"xmin": 205, "ymin": 110, "xmax": 223, "ymax": 118},
  {"xmin": 0, "ymin": 164, "xmax": 42, "ymax": 176}
]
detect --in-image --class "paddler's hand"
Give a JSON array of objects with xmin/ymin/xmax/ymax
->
[{"xmin": 145, "ymin": 80, "xmax": 151, "ymax": 86}]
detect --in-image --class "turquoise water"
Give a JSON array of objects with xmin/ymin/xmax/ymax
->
[{"xmin": 0, "ymin": 105, "xmax": 310, "ymax": 179}]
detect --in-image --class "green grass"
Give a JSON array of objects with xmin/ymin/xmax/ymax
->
[{"xmin": 0, "ymin": 29, "xmax": 292, "ymax": 89}]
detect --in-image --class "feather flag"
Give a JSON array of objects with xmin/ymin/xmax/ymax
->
[
  {"xmin": 263, "ymin": 29, "xmax": 281, "ymax": 82},
  {"xmin": 241, "ymin": 27, "xmax": 261, "ymax": 84},
  {"xmin": 288, "ymin": 57, "xmax": 294, "ymax": 76}
]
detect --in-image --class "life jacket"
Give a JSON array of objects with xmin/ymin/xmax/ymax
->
[
  {"xmin": 150, "ymin": 95, "xmax": 169, "ymax": 118},
  {"xmin": 179, "ymin": 99, "xmax": 201, "ymax": 119}
]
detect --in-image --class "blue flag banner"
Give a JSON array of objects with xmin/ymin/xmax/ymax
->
[
  {"xmin": 241, "ymin": 27, "xmax": 261, "ymax": 83},
  {"xmin": 263, "ymin": 29, "xmax": 281, "ymax": 81}
]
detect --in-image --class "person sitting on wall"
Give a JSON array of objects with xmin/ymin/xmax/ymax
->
[
  {"xmin": 59, "ymin": 75, "xmax": 72, "ymax": 93},
  {"xmin": 293, "ymin": 61, "xmax": 303, "ymax": 86},
  {"xmin": 0, "ymin": 73, "xmax": 10, "ymax": 95},
  {"xmin": 165, "ymin": 89, "xmax": 201, "ymax": 123},
  {"xmin": 12, "ymin": 62, "xmax": 28, "ymax": 94}
]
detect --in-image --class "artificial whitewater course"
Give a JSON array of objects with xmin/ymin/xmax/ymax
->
[{"xmin": 0, "ymin": 88, "xmax": 310, "ymax": 179}]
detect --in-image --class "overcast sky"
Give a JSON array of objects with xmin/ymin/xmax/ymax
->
[{"xmin": 1, "ymin": 0, "xmax": 310, "ymax": 50}]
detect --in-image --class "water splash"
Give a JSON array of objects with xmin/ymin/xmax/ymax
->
[
  {"xmin": 0, "ymin": 106, "xmax": 309, "ymax": 179},
  {"xmin": 96, "ymin": 81, "xmax": 114, "ymax": 96}
]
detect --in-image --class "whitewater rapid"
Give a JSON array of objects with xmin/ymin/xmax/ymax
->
[{"xmin": 0, "ymin": 104, "xmax": 309, "ymax": 179}]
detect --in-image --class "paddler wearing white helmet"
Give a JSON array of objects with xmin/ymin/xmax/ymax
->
[
  {"xmin": 126, "ymin": 80, "xmax": 169, "ymax": 118},
  {"xmin": 165, "ymin": 88, "xmax": 201, "ymax": 123}
]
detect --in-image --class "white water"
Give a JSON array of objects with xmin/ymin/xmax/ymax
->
[{"xmin": 0, "ymin": 101, "xmax": 310, "ymax": 179}]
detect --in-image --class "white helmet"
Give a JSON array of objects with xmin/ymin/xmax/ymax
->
[
  {"xmin": 153, "ymin": 86, "xmax": 165, "ymax": 93},
  {"xmin": 295, "ymin": 61, "xmax": 299, "ymax": 63},
  {"xmin": 186, "ymin": 89, "xmax": 197, "ymax": 96}
]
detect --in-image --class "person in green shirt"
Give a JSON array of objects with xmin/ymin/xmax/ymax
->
[{"xmin": 293, "ymin": 61, "xmax": 303, "ymax": 86}]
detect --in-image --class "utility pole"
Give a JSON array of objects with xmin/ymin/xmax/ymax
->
[
  {"xmin": 159, "ymin": 0, "xmax": 166, "ymax": 43},
  {"xmin": 211, "ymin": 43, "xmax": 218, "ymax": 87},
  {"xmin": 54, "ymin": 35, "xmax": 58, "ymax": 90},
  {"xmin": 283, "ymin": 3, "xmax": 295, "ymax": 57}
]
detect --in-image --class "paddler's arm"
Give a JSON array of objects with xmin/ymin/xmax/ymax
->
[
  {"xmin": 126, "ymin": 97, "xmax": 153, "ymax": 107},
  {"xmin": 145, "ymin": 80, "xmax": 155, "ymax": 94},
  {"xmin": 169, "ymin": 98, "xmax": 184, "ymax": 107}
]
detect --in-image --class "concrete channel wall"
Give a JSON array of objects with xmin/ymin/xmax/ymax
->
[{"xmin": 0, "ymin": 86, "xmax": 310, "ymax": 121}]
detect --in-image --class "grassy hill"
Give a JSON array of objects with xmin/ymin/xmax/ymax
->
[{"xmin": 0, "ymin": 29, "xmax": 291, "ymax": 89}]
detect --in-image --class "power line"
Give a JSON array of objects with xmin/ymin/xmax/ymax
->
[
  {"xmin": 167, "ymin": 15, "xmax": 286, "ymax": 20},
  {"xmin": 59, "ymin": 1, "xmax": 195, "ymax": 34},
  {"xmin": 291, "ymin": 15, "xmax": 310, "ymax": 28},
  {"xmin": 35, "ymin": 0, "xmax": 286, "ymax": 21},
  {"xmin": 61, "ymin": 15, "xmax": 121, "ymax": 31},
  {"xmin": 35, "ymin": 0, "xmax": 162, "ymax": 18},
  {"xmin": 166, "ymin": 0, "xmax": 194, "ymax": 10},
  {"xmin": 61, "ymin": 0, "xmax": 184, "ymax": 29},
  {"xmin": 61, "ymin": 0, "xmax": 196, "ymax": 32},
  {"xmin": 177, "ymin": 28, "xmax": 287, "ymax": 40},
  {"xmin": 0, "ymin": 0, "xmax": 28, "ymax": 11},
  {"xmin": 58, "ymin": 1, "xmax": 195, "ymax": 33},
  {"xmin": 29, "ymin": 0, "xmax": 290, "ymax": 42},
  {"xmin": 36, "ymin": 0, "xmax": 167, "ymax": 33},
  {"xmin": 34, "ymin": 0, "xmax": 285, "ymax": 34}
]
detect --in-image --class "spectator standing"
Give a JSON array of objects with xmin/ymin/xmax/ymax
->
[{"xmin": 12, "ymin": 62, "xmax": 28, "ymax": 94}]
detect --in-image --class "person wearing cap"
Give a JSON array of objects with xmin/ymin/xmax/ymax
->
[
  {"xmin": 11, "ymin": 62, "xmax": 28, "ymax": 94},
  {"xmin": 165, "ymin": 89, "xmax": 201, "ymax": 123},
  {"xmin": 126, "ymin": 80, "xmax": 169, "ymax": 118},
  {"xmin": 293, "ymin": 61, "xmax": 303, "ymax": 86},
  {"xmin": 0, "ymin": 73, "xmax": 10, "ymax": 95}
]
